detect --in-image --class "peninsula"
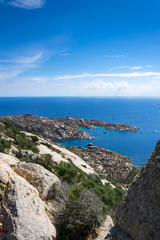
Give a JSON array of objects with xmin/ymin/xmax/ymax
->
[{"xmin": 0, "ymin": 114, "xmax": 139, "ymax": 141}]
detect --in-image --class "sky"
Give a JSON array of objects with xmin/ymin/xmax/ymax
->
[{"xmin": 0, "ymin": 0, "xmax": 160, "ymax": 96}]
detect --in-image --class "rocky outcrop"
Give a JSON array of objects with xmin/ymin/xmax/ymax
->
[
  {"xmin": 0, "ymin": 160, "xmax": 57, "ymax": 240},
  {"xmin": 13, "ymin": 163, "xmax": 61, "ymax": 200},
  {"xmin": 0, "ymin": 114, "xmax": 138, "ymax": 141},
  {"xmin": 58, "ymin": 116, "xmax": 138, "ymax": 131},
  {"xmin": 108, "ymin": 140, "xmax": 160, "ymax": 240},
  {"xmin": 94, "ymin": 216, "xmax": 113, "ymax": 240},
  {"xmin": 0, "ymin": 153, "xmax": 19, "ymax": 165},
  {"xmin": 68, "ymin": 146, "xmax": 138, "ymax": 183},
  {"xmin": 1, "ymin": 114, "xmax": 92, "ymax": 140}
]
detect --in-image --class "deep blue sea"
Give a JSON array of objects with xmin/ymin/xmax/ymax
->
[{"xmin": 0, "ymin": 97, "xmax": 160, "ymax": 167}]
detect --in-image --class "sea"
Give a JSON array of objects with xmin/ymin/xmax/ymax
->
[{"xmin": 0, "ymin": 97, "xmax": 160, "ymax": 167}]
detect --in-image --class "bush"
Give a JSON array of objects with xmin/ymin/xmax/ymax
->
[
  {"xmin": 35, "ymin": 154, "xmax": 54, "ymax": 172},
  {"xmin": 0, "ymin": 138, "xmax": 11, "ymax": 153},
  {"xmin": 54, "ymin": 162, "xmax": 125, "ymax": 210},
  {"xmin": 18, "ymin": 153, "xmax": 54, "ymax": 172},
  {"xmin": 55, "ymin": 162, "xmax": 82, "ymax": 184},
  {"xmin": 31, "ymin": 135, "xmax": 39, "ymax": 142},
  {"xmin": 15, "ymin": 133, "xmax": 39, "ymax": 153},
  {"xmin": 56, "ymin": 188, "xmax": 105, "ymax": 240},
  {"xmin": 3, "ymin": 120, "xmax": 20, "ymax": 138}
]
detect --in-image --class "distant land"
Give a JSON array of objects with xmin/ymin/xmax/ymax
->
[{"xmin": 0, "ymin": 114, "xmax": 139, "ymax": 141}]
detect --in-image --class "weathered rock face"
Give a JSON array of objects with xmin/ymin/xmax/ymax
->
[
  {"xmin": 0, "ymin": 153, "xmax": 19, "ymax": 165},
  {"xmin": 0, "ymin": 160, "xmax": 56, "ymax": 240},
  {"xmin": 68, "ymin": 146, "xmax": 138, "ymax": 183},
  {"xmin": 0, "ymin": 114, "xmax": 138, "ymax": 141},
  {"xmin": 13, "ymin": 162, "xmax": 61, "ymax": 200},
  {"xmin": 111, "ymin": 140, "xmax": 160, "ymax": 240},
  {"xmin": 94, "ymin": 216, "xmax": 113, "ymax": 240}
]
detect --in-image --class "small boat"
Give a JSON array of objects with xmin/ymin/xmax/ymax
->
[
  {"xmin": 103, "ymin": 131, "xmax": 107, "ymax": 133},
  {"xmin": 87, "ymin": 143, "xmax": 93, "ymax": 147},
  {"xmin": 111, "ymin": 133, "xmax": 114, "ymax": 135}
]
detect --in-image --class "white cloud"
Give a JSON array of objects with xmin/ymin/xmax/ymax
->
[
  {"xmin": 0, "ymin": 52, "xmax": 44, "ymax": 83},
  {"xmin": 130, "ymin": 66, "xmax": 143, "ymax": 70},
  {"xmin": 58, "ymin": 53, "xmax": 71, "ymax": 56},
  {"xmin": 54, "ymin": 71, "xmax": 160, "ymax": 80},
  {"xmin": 82, "ymin": 79, "xmax": 160, "ymax": 96},
  {"xmin": 104, "ymin": 54, "xmax": 125, "ymax": 58},
  {"xmin": 0, "ymin": 52, "xmax": 43, "ymax": 64},
  {"xmin": 112, "ymin": 65, "xmax": 152, "ymax": 71},
  {"xmin": 7, "ymin": 0, "xmax": 45, "ymax": 9}
]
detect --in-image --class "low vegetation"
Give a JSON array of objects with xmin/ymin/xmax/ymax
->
[
  {"xmin": 0, "ymin": 119, "xmax": 39, "ymax": 153},
  {"xmin": 0, "ymin": 119, "xmax": 126, "ymax": 240},
  {"xmin": 0, "ymin": 138, "xmax": 11, "ymax": 153},
  {"xmin": 53, "ymin": 161, "xmax": 125, "ymax": 240}
]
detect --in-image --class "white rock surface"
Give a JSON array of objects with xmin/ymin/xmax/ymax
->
[
  {"xmin": 0, "ymin": 152, "xmax": 19, "ymax": 165},
  {"xmin": 0, "ymin": 160, "xmax": 56, "ymax": 240},
  {"xmin": 95, "ymin": 216, "xmax": 114, "ymax": 240},
  {"xmin": 13, "ymin": 162, "xmax": 61, "ymax": 200}
]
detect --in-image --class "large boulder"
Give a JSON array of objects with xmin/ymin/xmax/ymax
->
[
  {"xmin": 0, "ymin": 160, "xmax": 56, "ymax": 240},
  {"xmin": 109, "ymin": 140, "xmax": 160, "ymax": 240},
  {"xmin": 0, "ymin": 153, "xmax": 19, "ymax": 165},
  {"xmin": 13, "ymin": 162, "xmax": 61, "ymax": 200},
  {"xmin": 94, "ymin": 216, "xmax": 113, "ymax": 240}
]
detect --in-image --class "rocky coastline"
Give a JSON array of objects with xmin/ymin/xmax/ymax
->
[
  {"xmin": 0, "ymin": 114, "xmax": 139, "ymax": 141},
  {"xmin": 68, "ymin": 146, "xmax": 139, "ymax": 183},
  {"xmin": 0, "ymin": 117, "xmax": 159, "ymax": 240}
]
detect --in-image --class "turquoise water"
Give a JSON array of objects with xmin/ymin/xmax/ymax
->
[{"xmin": 0, "ymin": 97, "xmax": 160, "ymax": 166}]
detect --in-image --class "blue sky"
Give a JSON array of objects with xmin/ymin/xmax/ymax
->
[{"xmin": 0, "ymin": 0, "xmax": 160, "ymax": 96}]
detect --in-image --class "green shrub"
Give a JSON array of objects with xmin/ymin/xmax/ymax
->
[
  {"xmin": 18, "ymin": 153, "xmax": 54, "ymax": 172},
  {"xmin": 0, "ymin": 138, "xmax": 11, "ymax": 153},
  {"xmin": 54, "ymin": 162, "xmax": 125, "ymax": 210},
  {"xmin": 56, "ymin": 188, "xmax": 105, "ymax": 240},
  {"xmin": 3, "ymin": 120, "xmax": 20, "ymax": 138},
  {"xmin": 68, "ymin": 185, "xmax": 85, "ymax": 201},
  {"xmin": 55, "ymin": 162, "xmax": 80, "ymax": 184},
  {"xmin": 15, "ymin": 133, "xmax": 39, "ymax": 153},
  {"xmin": 35, "ymin": 154, "xmax": 54, "ymax": 172},
  {"xmin": 31, "ymin": 135, "xmax": 39, "ymax": 142}
]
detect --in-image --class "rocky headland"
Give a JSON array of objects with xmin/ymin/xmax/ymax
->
[
  {"xmin": 68, "ymin": 146, "xmax": 139, "ymax": 184},
  {"xmin": 0, "ymin": 114, "xmax": 138, "ymax": 141},
  {"xmin": 0, "ymin": 118, "xmax": 159, "ymax": 240}
]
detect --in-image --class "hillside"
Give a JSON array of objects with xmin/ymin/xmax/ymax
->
[{"xmin": 0, "ymin": 119, "xmax": 138, "ymax": 239}]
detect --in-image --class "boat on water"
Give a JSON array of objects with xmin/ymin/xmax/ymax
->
[{"xmin": 87, "ymin": 143, "xmax": 93, "ymax": 147}]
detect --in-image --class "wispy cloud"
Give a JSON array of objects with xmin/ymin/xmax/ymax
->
[
  {"xmin": 130, "ymin": 66, "xmax": 143, "ymax": 70},
  {"xmin": 7, "ymin": 0, "xmax": 45, "ymax": 9},
  {"xmin": 0, "ymin": 52, "xmax": 43, "ymax": 64},
  {"xmin": 0, "ymin": 51, "xmax": 44, "ymax": 83},
  {"xmin": 54, "ymin": 71, "xmax": 160, "ymax": 80},
  {"xmin": 104, "ymin": 54, "xmax": 125, "ymax": 58},
  {"xmin": 82, "ymin": 79, "xmax": 160, "ymax": 96},
  {"xmin": 58, "ymin": 53, "xmax": 71, "ymax": 56},
  {"xmin": 112, "ymin": 65, "xmax": 152, "ymax": 71}
]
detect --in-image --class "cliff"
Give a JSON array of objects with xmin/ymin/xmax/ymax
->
[{"xmin": 107, "ymin": 140, "xmax": 160, "ymax": 240}]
